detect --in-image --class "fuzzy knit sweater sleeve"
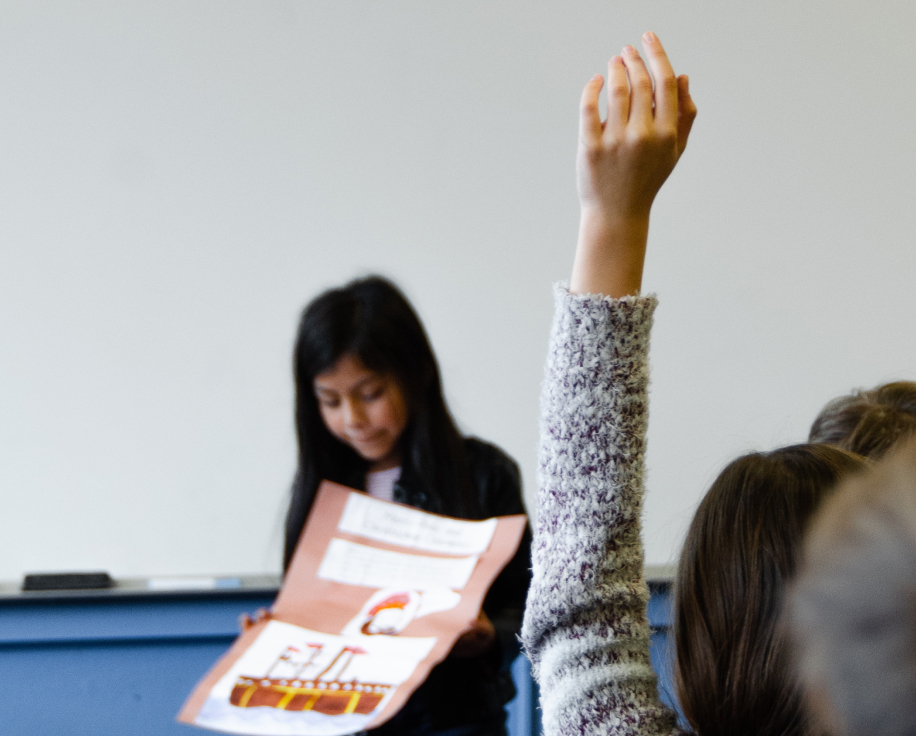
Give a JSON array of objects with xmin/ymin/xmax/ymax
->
[{"xmin": 521, "ymin": 285, "xmax": 682, "ymax": 736}]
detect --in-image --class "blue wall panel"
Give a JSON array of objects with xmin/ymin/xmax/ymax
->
[
  {"xmin": 0, "ymin": 585, "xmax": 676, "ymax": 735},
  {"xmin": 0, "ymin": 638, "xmax": 232, "ymax": 735}
]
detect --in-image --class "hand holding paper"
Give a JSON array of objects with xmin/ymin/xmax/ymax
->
[{"xmin": 450, "ymin": 611, "xmax": 497, "ymax": 658}]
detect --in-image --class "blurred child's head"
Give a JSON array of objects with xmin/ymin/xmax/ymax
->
[
  {"xmin": 295, "ymin": 276, "xmax": 442, "ymax": 443},
  {"xmin": 809, "ymin": 381, "xmax": 916, "ymax": 459},
  {"xmin": 674, "ymin": 444, "xmax": 866, "ymax": 736},
  {"xmin": 296, "ymin": 276, "xmax": 438, "ymax": 470},
  {"xmin": 790, "ymin": 438, "xmax": 916, "ymax": 736},
  {"xmin": 284, "ymin": 276, "xmax": 473, "ymax": 568}
]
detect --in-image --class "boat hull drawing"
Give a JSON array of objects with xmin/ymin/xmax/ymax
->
[
  {"xmin": 229, "ymin": 677, "xmax": 390, "ymax": 715},
  {"xmin": 228, "ymin": 642, "xmax": 392, "ymax": 717}
]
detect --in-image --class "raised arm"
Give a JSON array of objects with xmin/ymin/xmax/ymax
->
[{"xmin": 521, "ymin": 33, "xmax": 695, "ymax": 736}]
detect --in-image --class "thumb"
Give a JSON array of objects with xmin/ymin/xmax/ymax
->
[{"xmin": 676, "ymin": 75, "xmax": 697, "ymax": 157}]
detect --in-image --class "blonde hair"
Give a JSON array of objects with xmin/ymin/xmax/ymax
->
[
  {"xmin": 789, "ymin": 438, "xmax": 916, "ymax": 736},
  {"xmin": 809, "ymin": 381, "xmax": 916, "ymax": 459}
]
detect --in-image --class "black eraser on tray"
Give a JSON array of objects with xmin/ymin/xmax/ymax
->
[{"xmin": 22, "ymin": 572, "xmax": 114, "ymax": 591}]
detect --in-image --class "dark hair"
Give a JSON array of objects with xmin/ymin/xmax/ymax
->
[
  {"xmin": 809, "ymin": 381, "xmax": 916, "ymax": 460},
  {"xmin": 674, "ymin": 443, "xmax": 866, "ymax": 736},
  {"xmin": 790, "ymin": 438, "xmax": 916, "ymax": 736},
  {"xmin": 283, "ymin": 275, "xmax": 475, "ymax": 570}
]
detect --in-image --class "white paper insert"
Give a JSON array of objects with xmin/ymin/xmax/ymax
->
[
  {"xmin": 338, "ymin": 493, "xmax": 497, "ymax": 555},
  {"xmin": 317, "ymin": 539, "xmax": 477, "ymax": 591}
]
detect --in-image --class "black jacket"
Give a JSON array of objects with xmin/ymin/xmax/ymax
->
[{"xmin": 386, "ymin": 437, "xmax": 532, "ymax": 730}]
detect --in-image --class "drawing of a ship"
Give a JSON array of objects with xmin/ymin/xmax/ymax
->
[{"xmin": 230, "ymin": 644, "xmax": 393, "ymax": 716}]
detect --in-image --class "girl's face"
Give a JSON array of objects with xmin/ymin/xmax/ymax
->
[{"xmin": 313, "ymin": 353, "xmax": 409, "ymax": 471}]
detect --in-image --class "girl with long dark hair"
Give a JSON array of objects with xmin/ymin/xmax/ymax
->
[
  {"xmin": 286, "ymin": 275, "xmax": 530, "ymax": 736},
  {"xmin": 521, "ymin": 33, "xmax": 867, "ymax": 736}
]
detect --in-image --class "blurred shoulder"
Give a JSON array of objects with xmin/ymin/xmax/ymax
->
[
  {"xmin": 463, "ymin": 436, "xmax": 520, "ymax": 475},
  {"xmin": 462, "ymin": 436, "xmax": 524, "ymax": 516}
]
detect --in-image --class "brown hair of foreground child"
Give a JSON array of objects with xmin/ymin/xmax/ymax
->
[{"xmin": 675, "ymin": 445, "xmax": 865, "ymax": 736}]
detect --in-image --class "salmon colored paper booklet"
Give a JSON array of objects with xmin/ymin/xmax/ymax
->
[{"xmin": 178, "ymin": 480, "xmax": 527, "ymax": 735}]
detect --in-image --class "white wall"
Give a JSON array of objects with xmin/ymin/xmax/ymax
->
[{"xmin": 3, "ymin": 1, "xmax": 916, "ymax": 581}]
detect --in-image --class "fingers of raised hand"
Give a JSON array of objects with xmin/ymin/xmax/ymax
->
[
  {"xmin": 620, "ymin": 45, "xmax": 654, "ymax": 127},
  {"xmin": 579, "ymin": 73, "xmax": 605, "ymax": 147},
  {"xmin": 640, "ymin": 32, "xmax": 679, "ymax": 132},
  {"xmin": 604, "ymin": 56, "xmax": 629, "ymax": 134}
]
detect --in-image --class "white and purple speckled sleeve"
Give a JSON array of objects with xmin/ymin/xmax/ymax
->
[{"xmin": 521, "ymin": 285, "xmax": 680, "ymax": 736}]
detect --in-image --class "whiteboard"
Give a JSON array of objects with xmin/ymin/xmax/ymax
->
[{"xmin": 3, "ymin": 1, "xmax": 916, "ymax": 581}]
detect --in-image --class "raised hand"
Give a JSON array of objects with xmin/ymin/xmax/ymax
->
[{"xmin": 570, "ymin": 32, "xmax": 696, "ymax": 298}]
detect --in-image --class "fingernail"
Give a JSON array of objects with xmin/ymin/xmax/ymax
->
[
  {"xmin": 643, "ymin": 31, "xmax": 657, "ymax": 44},
  {"xmin": 611, "ymin": 55, "xmax": 623, "ymax": 65},
  {"xmin": 623, "ymin": 45, "xmax": 635, "ymax": 55}
]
